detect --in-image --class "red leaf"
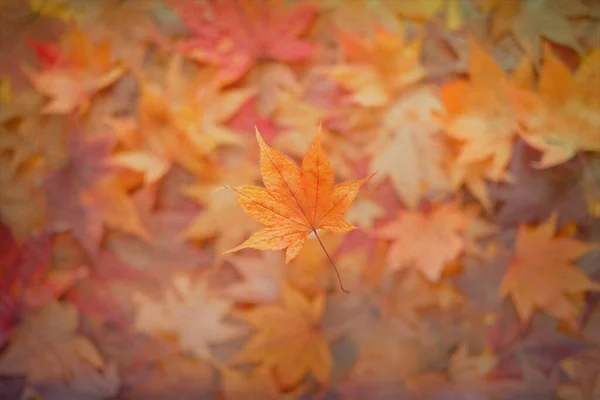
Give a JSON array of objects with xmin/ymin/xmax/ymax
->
[
  {"xmin": 44, "ymin": 132, "xmax": 116, "ymax": 253},
  {"xmin": 170, "ymin": 0, "xmax": 317, "ymax": 84},
  {"xmin": 228, "ymin": 96, "xmax": 278, "ymax": 142},
  {"xmin": 0, "ymin": 222, "xmax": 83, "ymax": 346}
]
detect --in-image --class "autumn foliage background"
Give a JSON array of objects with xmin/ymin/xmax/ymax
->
[{"xmin": 1, "ymin": 0, "xmax": 600, "ymax": 399}]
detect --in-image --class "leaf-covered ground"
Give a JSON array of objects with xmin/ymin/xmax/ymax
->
[{"xmin": 1, "ymin": 0, "xmax": 600, "ymax": 399}]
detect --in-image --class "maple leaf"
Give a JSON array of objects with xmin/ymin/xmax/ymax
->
[
  {"xmin": 225, "ymin": 128, "xmax": 372, "ymax": 292},
  {"xmin": 489, "ymin": 313, "xmax": 590, "ymax": 386},
  {"xmin": 441, "ymin": 37, "xmax": 518, "ymax": 208},
  {"xmin": 487, "ymin": 0, "xmax": 590, "ymax": 66},
  {"xmin": 25, "ymin": 27, "xmax": 124, "ymax": 114},
  {"xmin": 69, "ymin": 0, "xmax": 161, "ymax": 69},
  {"xmin": 0, "ymin": 301, "xmax": 119, "ymax": 399},
  {"xmin": 377, "ymin": 202, "xmax": 468, "ymax": 281},
  {"xmin": 0, "ymin": 88, "xmax": 68, "ymax": 239},
  {"xmin": 170, "ymin": 0, "xmax": 317, "ymax": 85},
  {"xmin": 106, "ymin": 186, "xmax": 210, "ymax": 277},
  {"xmin": 240, "ymin": 62, "xmax": 302, "ymax": 117},
  {"xmin": 45, "ymin": 132, "xmax": 147, "ymax": 253},
  {"xmin": 0, "ymin": 224, "xmax": 87, "ymax": 346},
  {"xmin": 491, "ymin": 140, "xmax": 590, "ymax": 228},
  {"xmin": 499, "ymin": 213, "xmax": 600, "ymax": 327},
  {"xmin": 184, "ymin": 183, "xmax": 260, "ymax": 259},
  {"xmin": 516, "ymin": 45, "xmax": 600, "ymax": 167},
  {"xmin": 369, "ymin": 85, "xmax": 450, "ymax": 208},
  {"xmin": 557, "ymin": 306, "xmax": 600, "ymax": 400},
  {"xmin": 232, "ymin": 284, "xmax": 331, "ymax": 389},
  {"xmin": 345, "ymin": 197, "xmax": 385, "ymax": 230},
  {"xmin": 113, "ymin": 54, "xmax": 252, "ymax": 176},
  {"xmin": 271, "ymin": 89, "xmax": 328, "ymax": 156},
  {"xmin": 220, "ymin": 252, "xmax": 285, "ymax": 304},
  {"xmin": 109, "ymin": 150, "xmax": 169, "ymax": 185},
  {"xmin": 326, "ymin": 26, "xmax": 425, "ymax": 107},
  {"xmin": 228, "ymin": 96, "xmax": 279, "ymax": 142},
  {"xmin": 134, "ymin": 273, "xmax": 246, "ymax": 360},
  {"xmin": 66, "ymin": 246, "xmax": 153, "ymax": 327}
]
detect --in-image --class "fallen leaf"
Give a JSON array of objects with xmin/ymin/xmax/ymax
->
[
  {"xmin": 228, "ymin": 96, "xmax": 279, "ymax": 143},
  {"xmin": 370, "ymin": 85, "xmax": 450, "ymax": 208},
  {"xmin": 499, "ymin": 213, "xmax": 600, "ymax": 327},
  {"xmin": 516, "ymin": 45, "xmax": 600, "ymax": 167},
  {"xmin": 441, "ymin": 37, "xmax": 519, "ymax": 208},
  {"xmin": 487, "ymin": 0, "xmax": 589, "ymax": 66},
  {"xmin": 25, "ymin": 27, "xmax": 124, "ymax": 114},
  {"xmin": 70, "ymin": 0, "xmax": 161, "ymax": 69},
  {"xmin": 345, "ymin": 198, "xmax": 384, "ymax": 229},
  {"xmin": 107, "ymin": 186, "xmax": 210, "ymax": 277},
  {"xmin": 377, "ymin": 202, "xmax": 468, "ymax": 281},
  {"xmin": 184, "ymin": 183, "xmax": 260, "ymax": 259},
  {"xmin": 326, "ymin": 26, "xmax": 425, "ymax": 107},
  {"xmin": 170, "ymin": 0, "xmax": 317, "ymax": 85},
  {"xmin": 109, "ymin": 151, "xmax": 169, "ymax": 185},
  {"xmin": 233, "ymin": 284, "xmax": 331, "ymax": 389},
  {"xmin": 45, "ymin": 132, "xmax": 146, "ymax": 253},
  {"xmin": 491, "ymin": 139, "xmax": 590, "ymax": 228},
  {"xmin": 134, "ymin": 273, "xmax": 246, "ymax": 360},
  {"xmin": 114, "ymin": 54, "xmax": 251, "ymax": 176},
  {"xmin": 219, "ymin": 252, "xmax": 285, "ymax": 304},
  {"xmin": 0, "ymin": 301, "xmax": 119, "ymax": 399}
]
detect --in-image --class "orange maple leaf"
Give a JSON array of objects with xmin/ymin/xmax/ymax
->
[
  {"xmin": 225, "ymin": 128, "xmax": 373, "ymax": 292},
  {"xmin": 232, "ymin": 284, "xmax": 331, "ymax": 389},
  {"xmin": 326, "ymin": 26, "xmax": 425, "ymax": 107},
  {"xmin": 377, "ymin": 202, "xmax": 468, "ymax": 281},
  {"xmin": 441, "ymin": 37, "xmax": 518, "ymax": 209},
  {"xmin": 25, "ymin": 27, "xmax": 124, "ymax": 114},
  {"xmin": 499, "ymin": 213, "xmax": 600, "ymax": 328},
  {"xmin": 516, "ymin": 45, "xmax": 600, "ymax": 168}
]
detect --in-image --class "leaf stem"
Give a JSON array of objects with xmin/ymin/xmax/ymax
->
[{"xmin": 312, "ymin": 229, "xmax": 349, "ymax": 294}]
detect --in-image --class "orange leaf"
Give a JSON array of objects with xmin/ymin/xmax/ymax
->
[
  {"xmin": 25, "ymin": 28, "xmax": 124, "ymax": 114},
  {"xmin": 487, "ymin": 0, "xmax": 589, "ymax": 67},
  {"xmin": 233, "ymin": 284, "xmax": 331, "ymax": 389},
  {"xmin": 326, "ymin": 27, "xmax": 425, "ymax": 107},
  {"xmin": 516, "ymin": 46, "xmax": 600, "ymax": 167},
  {"xmin": 499, "ymin": 213, "xmax": 600, "ymax": 327},
  {"xmin": 225, "ymin": 128, "xmax": 372, "ymax": 264},
  {"xmin": 377, "ymin": 202, "xmax": 468, "ymax": 281},
  {"xmin": 441, "ymin": 37, "xmax": 518, "ymax": 208}
]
